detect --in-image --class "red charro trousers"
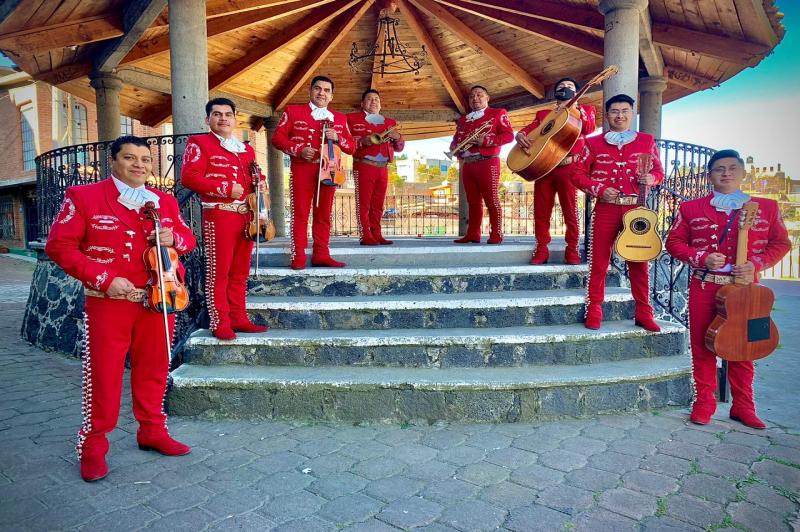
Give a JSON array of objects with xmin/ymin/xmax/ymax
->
[
  {"xmin": 587, "ymin": 202, "xmax": 652, "ymax": 313},
  {"xmin": 688, "ymin": 277, "xmax": 756, "ymax": 417},
  {"xmin": 202, "ymin": 209, "xmax": 254, "ymax": 331},
  {"xmin": 289, "ymin": 161, "xmax": 337, "ymax": 262},
  {"xmin": 78, "ymin": 297, "xmax": 173, "ymax": 458},
  {"xmin": 354, "ymin": 162, "xmax": 389, "ymax": 241},
  {"xmin": 533, "ymin": 165, "xmax": 580, "ymax": 249},
  {"xmin": 461, "ymin": 157, "xmax": 502, "ymax": 240}
]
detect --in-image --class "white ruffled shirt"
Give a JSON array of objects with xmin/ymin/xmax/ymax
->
[
  {"xmin": 212, "ymin": 132, "xmax": 246, "ymax": 154},
  {"xmin": 309, "ymin": 102, "xmax": 334, "ymax": 122},
  {"xmin": 112, "ymin": 175, "xmax": 160, "ymax": 212},
  {"xmin": 465, "ymin": 107, "xmax": 486, "ymax": 122},
  {"xmin": 604, "ymin": 130, "xmax": 637, "ymax": 148}
]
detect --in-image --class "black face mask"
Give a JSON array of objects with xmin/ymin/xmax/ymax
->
[{"xmin": 554, "ymin": 88, "xmax": 575, "ymax": 101}]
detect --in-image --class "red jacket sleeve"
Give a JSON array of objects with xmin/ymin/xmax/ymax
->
[
  {"xmin": 665, "ymin": 203, "xmax": 710, "ymax": 269},
  {"xmin": 162, "ymin": 195, "xmax": 197, "ymax": 256},
  {"xmin": 648, "ymin": 137, "xmax": 665, "ymax": 186},
  {"xmin": 337, "ymin": 120, "xmax": 355, "ymax": 155},
  {"xmin": 481, "ymin": 109, "xmax": 514, "ymax": 148},
  {"xmin": 390, "ymin": 119, "xmax": 405, "ymax": 153},
  {"xmin": 271, "ymin": 110, "xmax": 305, "ymax": 157},
  {"xmin": 751, "ymin": 202, "xmax": 792, "ymax": 273},
  {"xmin": 179, "ymin": 138, "xmax": 229, "ymax": 199},
  {"xmin": 519, "ymin": 115, "xmax": 542, "ymax": 137},
  {"xmin": 45, "ymin": 188, "xmax": 117, "ymax": 292},
  {"xmin": 571, "ymin": 143, "xmax": 606, "ymax": 198},
  {"xmin": 580, "ymin": 105, "xmax": 597, "ymax": 135}
]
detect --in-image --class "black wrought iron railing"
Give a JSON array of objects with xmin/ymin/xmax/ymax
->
[{"xmin": 35, "ymin": 135, "xmax": 722, "ymax": 349}]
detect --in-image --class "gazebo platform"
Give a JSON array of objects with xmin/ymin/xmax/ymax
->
[{"xmin": 168, "ymin": 237, "xmax": 691, "ymax": 423}]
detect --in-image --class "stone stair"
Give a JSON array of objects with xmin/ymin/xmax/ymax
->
[{"xmin": 168, "ymin": 237, "xmax": 691, "ymax": 423}]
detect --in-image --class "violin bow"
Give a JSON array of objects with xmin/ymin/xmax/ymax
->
[{"xmin": 144, "ymin": 202, "xmax": 173, "ymax": 367}]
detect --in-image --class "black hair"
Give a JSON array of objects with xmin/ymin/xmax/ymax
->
[
  {"xmin": 110, "ymin": 135, "xmax": 150, "ymax": 160},
  {"xmin": 311, "ymin": 75, "xmax": 335, "ymax": 92},
  {"xmin": 361, "ymin": 88, "xmax": 380, "ymax": 101},
  {"xmin": 205, "ymin": 97, "xmax": 236, "ymax": 117},
  {"xmin": 470, "ymin": 85, "xmax": 489, "ymax": 95},
  {"xmin": 707, "ymin": 149, "xmax": 745, "ymax": 171},
  {"xmin": 604, "ymin": 93, "xmax": 635, "ymax": 112},
  {"xmin": 554, "ymin": 77, "xmax": 579, "ymax": 91}
]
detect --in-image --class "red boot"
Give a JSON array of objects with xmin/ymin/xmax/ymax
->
[
  {"xmin": 360, "ymin": 236, "xmax": 379, "ymax": 246},
  {"xmin": 634, "ymin": 306, "xmax": 661, "ymax": 332},
  {"xmin": 487, "ymin": 234, "xmax": 503, "ymax": 245},
  {"xmin": 727, "ymin": 361, "xmax": 765, "ymax": 428},
  {"xmin": 377, "ymin": 237, "xmax": 394, "ymax": 245},
  {"xmin": 137, "ymin": 427, "xmax": 192, "ymax": 456},
  {"xmin": 80, "ymin": 452, "xmax": 108, "ymax": 482},
  {"xmin": 212, "ymin": 326, "xmax": 236, "ymax": 341},
  {"xmin": 729, "ymin": 409, "xmax": 766, "ymax": 429},
  {"xmin": 289, "ymin": 256, "xmax": 306, "ymax": 270},
  {"xmin": 690, "ymin": 399, "xmax": 715, "ymax": 425},
  {"xmin": 564, "ymin": 246, "xmax": 581, "ymax": 265},
  {"xmin": 454, "ymin": 236, "xmax": 480, "ymax": 244},
  {"xmin": 231, "ymin": 320, "xmax": 268, "ymax": 333},
  {"xmin": 530, "ymin": 246, "xmax": 549, "ymax": 265},
  {"xmin": 584, "ymin": 304, "xmax": 603, "ymax": 330},
  {"xmin": 312, "ymin": 255, "xmax": 346, "ymax": 268}
]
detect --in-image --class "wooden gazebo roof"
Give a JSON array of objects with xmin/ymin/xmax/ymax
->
[{"xmin": 0, "ymin": 0, "xmax": 784, "ymax": 139}]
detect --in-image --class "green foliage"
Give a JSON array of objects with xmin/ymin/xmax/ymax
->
[{"xmin": 655, "ymin": 497, "xmax": 668, "ymax": 517}]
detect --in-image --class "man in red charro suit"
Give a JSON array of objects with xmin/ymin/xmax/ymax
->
[
  {"xmin": 181, "ymin": 98, "xmax": 269, "ymax": 341},
  {"xmin": 45, "ymin": 136, "xmax": 196, "ymax": 482},
  {"xmin": 451, "ymin": 86, "xmax": 514, "ymax": 244},
  {"xmin": 272, "ymin": 75, "xmax": 355, "ymax": 269},
  {"xmin": 515, "ymin": 78, "xmax": 597, "ymax": 265},
  {"xmin": 572, "ymin": 94, "xmax": 664, "ymax": 332},
  {"xmin": 666, "ymin": 149, "xmax": 791, "ymax": 429},
  {"xmin": 347, "ymin": 89, "xmax": 405, "ymax": 246}
]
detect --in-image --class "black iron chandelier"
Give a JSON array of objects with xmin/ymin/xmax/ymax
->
[{"xmin": 348, "ymin": 9, "xmax": 428, "ymax": 77}]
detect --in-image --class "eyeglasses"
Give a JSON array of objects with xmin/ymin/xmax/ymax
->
[
  {"xmin": 710, "ymin": 165, "xmax": 743, "ymax": 175},
  {"xmin": 607, "ymin": 110, "xmax": 631, "ymax": 117}
]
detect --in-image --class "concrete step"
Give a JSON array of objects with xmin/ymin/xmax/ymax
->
[
  {"xmin": 247, "ymin": 264, "xmax": 625, "ymax": 297},
  {"xmin": 252, "ymin": 236, "xmax": 574, "ymax": 268},
  {"xmin": 245, "ymin": 287, "xmax": 635, "ymax": 330},
  {"xmin": 167, "ymin": 355, "xmax": 692, "ymax": 423},
  {"xmin": 184, "ymin": 320, "xmax": 686, "ymax": 368}
]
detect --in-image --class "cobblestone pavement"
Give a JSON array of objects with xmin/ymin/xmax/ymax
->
[{"xmin": 1, "ymin": 256, "xmax": 799, "ymax": 531}]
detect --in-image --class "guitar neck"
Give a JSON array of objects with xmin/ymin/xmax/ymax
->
[
  {"xmin": 735, "ymin": 225, "xmax": 749, "ymax": 266},
  {"xmin": 637, "ymin": 181, "xmax": 647, "ymax": 207}
]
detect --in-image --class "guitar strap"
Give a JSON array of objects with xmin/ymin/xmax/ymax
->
[{"xmin": 699, "ymin": 209, "xmax": 740, "ymax": 282}]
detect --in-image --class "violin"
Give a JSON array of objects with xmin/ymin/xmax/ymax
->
[
  {"xmin": 142, "ymin": 202, "xmax": 189, "ymax": 314},
  {"xmin": 319, "ymin": 120, "xmax": 346, "ymax": 187},
  {"xmin": 245, "ymin": 160, "xmax": 276, "ymax": 242}
]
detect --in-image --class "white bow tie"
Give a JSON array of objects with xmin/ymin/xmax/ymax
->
[
  {"xmin": 604, "ymin": 130, "xmax": 637, "ymax": 148},
  {"xmin": 466, "ymin": 109, "xmax": 486, "ymax": 121},
  {"xmin": 310, "ymin": 104, "xmax": 334, "ymax": 122}
]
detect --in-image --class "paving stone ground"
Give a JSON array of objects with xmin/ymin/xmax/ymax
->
[{"xmin": 1, "ymin": 256, "xmax": 799, "ymax": 531}]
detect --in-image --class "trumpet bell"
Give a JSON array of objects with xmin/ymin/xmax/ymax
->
[{"xmin": 368, "ymin": 133, "xmax": 382, "ymax": 145}]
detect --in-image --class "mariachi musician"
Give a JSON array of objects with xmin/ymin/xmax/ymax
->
[
  {"xmin": 451, "ymin": 86, "xmax": 514, "ymax": 244},
  {"xmin": 45, "ymin": 136, "xmax": 196, "ymax": 482},
  {"xmin": 347, "ymin": 89, "xmax": 405, "ymax": 246},
  {"xmin": 516, "ymin": 78, "xmax": 596, "ymax": 265},
  {"xmin": 272, "ymin": 75, "xmax": 355, "ymax": 269},
  {"xmin": 665, "ymin": 149, "xmax": 791, "ymax": 428},
  {"xmin": 572, "ymin": 94, "xmax": 664, "ymax": 332},
  {"xmin": 181, "ymin": 98, "xmax": 269, "ymax": 341}
]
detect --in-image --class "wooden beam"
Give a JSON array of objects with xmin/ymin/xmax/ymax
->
[
  {"xmin": 638, "ymin": 8, "xmax": 664, "ymax": 76},
  {"xmin": 117, "ymin": 67, "xmax": 273, "ymax": 117},
  {"xmin": 94, "ymin": 0, "xmax": 168, "ymax": 73},
  {"xmin": 205, "ymin": 0, "xmax": 304, "ymax": 18},
  {"xmin": 733, "ymin": 0, "xmax": 780, "ymax": 47},
  {"xmin": 664, "ymin": 65, "xmax": 718, "ymax": 91},
  {"xmin": 409, "ymin": 0, "xmax": 544, "ymax": 97},
  {"xmin": 208, "ymin": 0, "xmax": 361, "ymax": 90},
  {"xmin": 438, "ymin": 0, "xmax": 603, "ymax": 57},
  {"xmin": 272, "ymin": 1, "xmax": 375, "ymax": 110},
  {"xmin": 122, "ymin": 0, "xmax": 334, "ymax": 65},
  {"xmin": 34, "ymin": 62, "xmax": 93, "ymax": 85},
  {"xmin": 651, "ymin": 23, "xmax": 771, "ymax": 66},
  {"xmin": 395, "ymin": 0, "xmax": 467, "ymax": 113},
  {"xmin": 441, "ymin": 0, "xmax": 602, "ymax": 31},
  {"xmin": 0, "ymin": 15, "xmax": 124, "ymax": 55}
]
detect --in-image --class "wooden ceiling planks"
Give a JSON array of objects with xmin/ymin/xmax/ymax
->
[{"xmin": 713, "ymin": 0, "xmax": 745, "ymax": 39}]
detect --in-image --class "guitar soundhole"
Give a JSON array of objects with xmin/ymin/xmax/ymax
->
[
  {"xmin": 542, "ymin": 121, "xmax": 555, "ymax": 135},
  {"xmin": 747, "ymin": 317, "xmax": 770, "ymax": 342},
  {"xmin": 632, "ymin": 218, "xmax": 650, "ymax": 235}
]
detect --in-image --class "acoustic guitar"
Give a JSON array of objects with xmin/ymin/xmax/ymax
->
[
  {"xmin": 613, "ymin": 153, "xmax": 663, "ymax": 262},
  {"xmin": 506, "ymin": 65, "xmax": 618, "ymax": 182},
  {"xmin": 705, "ymin": 202, "xmax": 779, "ymax": 362}
]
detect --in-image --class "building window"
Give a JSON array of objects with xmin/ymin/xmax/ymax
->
[
  {"xmin": 72, "ymin": 103, "xmax": 88, "ymax": 144},
  {"xmin": 121, "ymin": 115, "xmax": 134, "ymax": 135},
  {"xmin": 0, "ymin": 197, "xmax": 17, "ymax": 240},
  {"xmin": 20, "ymin": 105, "xmax": 36, "ymax": 171},
  {"xmin": 53, "ymin": 88, "xmax": 89, "ymax": 147}
]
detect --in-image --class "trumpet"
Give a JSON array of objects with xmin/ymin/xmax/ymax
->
[
  {"xmin": 445, "ymin": 120, "xmax": 493, "ymax": 159},
  {"xmin": 368, "ymin": 125, "xmax": 400, "ymax": 145}
]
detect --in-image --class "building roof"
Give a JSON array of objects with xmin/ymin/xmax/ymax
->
[{"xmin": 0, "ymin": 0, "xmax": 784, "ymax": 139}]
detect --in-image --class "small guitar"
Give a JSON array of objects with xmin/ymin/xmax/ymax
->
[
  {"xmin": 614, "ymin": 153, "xmax": 663, "ymax": 262},
  {"xmin": 705, "ymin": 202, "xmax": 779, "ymax": 361}
]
